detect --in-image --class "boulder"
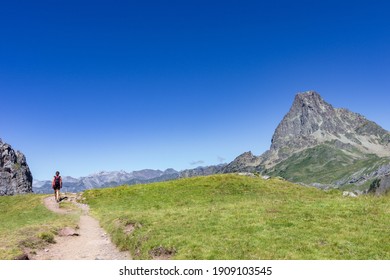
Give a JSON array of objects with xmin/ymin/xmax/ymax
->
[{"xmin": 58, "ymin": 227, "xmax": 79, "ymax": 236}]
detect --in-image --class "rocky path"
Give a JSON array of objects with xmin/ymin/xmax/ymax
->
[{"xmin": 30, "ymin": 195, "xmax": 131, "ymax": 260}]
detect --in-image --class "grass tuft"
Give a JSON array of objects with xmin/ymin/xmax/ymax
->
[{"xmin": 38, "ymin": 232, "xmax": 56, "ymax": 244}]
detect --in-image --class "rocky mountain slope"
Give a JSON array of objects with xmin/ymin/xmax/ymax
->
[
  {"xmin": 33, "ymin": 164, "xmax": 226, "ymax": 194},
  {"xmin": 0, "ymin": 139, "xmax": 33, "ymax": 195},
  {"xmin": 223, "ymin": 91, "xmax": 390, "ymax": 193}
]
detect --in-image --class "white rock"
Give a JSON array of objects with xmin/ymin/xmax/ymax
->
[{"xmin": 343, "ymin": 191, "xmax": 357, "ymax": 197}]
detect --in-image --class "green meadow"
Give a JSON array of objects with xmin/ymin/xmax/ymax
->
[
  {"xmin": 1, "ymin": 174, "xmax": 389, "ymax": 260},
  {"xmin": 82, "ymin": 174, "xmax": 390, "ymax": 260},
  {"xmin": 0, "ymin": 194, "xmax": 78, "ymax": 259}
]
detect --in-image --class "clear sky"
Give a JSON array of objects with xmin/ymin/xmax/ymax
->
[{"xmin": 1, "ymin": 0, "xmax": 389, "ymax": 180}]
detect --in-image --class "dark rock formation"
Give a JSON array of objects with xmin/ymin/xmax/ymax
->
[
  {"xmin": 369, "ymin": 175, "xmax": 390, "ymax": 195},
  {"xmin": 0, "ymin": 139, "xmax": 33, "ymax": 195},
  {"xmin": 376, "ymin": 175, "xmax": 390, "ymax": 195}
]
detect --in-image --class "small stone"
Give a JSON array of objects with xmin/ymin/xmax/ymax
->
[
  {"xmin": 343, "ymin": 191, "xmax": 357, "ymax": 197},
  {"xmin": 58, "ymin": 227, "xmax": 79, "ymax": 236}
]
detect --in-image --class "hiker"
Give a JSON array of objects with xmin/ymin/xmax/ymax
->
[{"xmin": 52, "ymin": 171, "xmax": 62, "ymax": 202}]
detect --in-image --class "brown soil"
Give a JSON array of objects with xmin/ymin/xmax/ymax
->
[
  {"xmin": 149, "ymin": 246, "xmax": 176, "ymax": 260},
  {"xmin": 29, "ymin": 195, "xmax": 131, "ymax": 260}
]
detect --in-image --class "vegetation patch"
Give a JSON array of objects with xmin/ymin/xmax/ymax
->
[
  {"xmin": 19, "ymin": 236, "xmax": 46, "ymax": 250},
  {"xmin": 38, "ymin": 232, "xmax": 56, "ymax": 244},
  {"xmin": 13, "ymin": 163, "xmax": 21, "ymax": 170},
  {"xmin": 368, "ymin": 178, "xmax": 381, "ymax": 193}
]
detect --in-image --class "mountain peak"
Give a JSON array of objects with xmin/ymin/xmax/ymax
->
[
  {"xmin": 271, "ymin": 91, "xmax": 335, "ymax": 151},
  {"xmin": 221, "ymin": 90, "xmax": 390, "ymax": 192},
  {"xmin": 295, "ymin": 90, "xmax": 321, "ymax": 100},
  {"xmin": 292, "ymin": 91, "xmax": 330, "ymax": 110},
  {"xmin": 265, "ymin": 91, "xmax": 390, "ymax": 166}
]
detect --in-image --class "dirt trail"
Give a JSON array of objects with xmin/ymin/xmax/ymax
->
[{"xmin": 30, "ymin": 195, "xmax": 131, "ymax": 260}]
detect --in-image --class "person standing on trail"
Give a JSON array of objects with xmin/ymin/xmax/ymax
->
[{"xmin": 52, "ymin": 171, "xmax": 62, "ymax": 202}]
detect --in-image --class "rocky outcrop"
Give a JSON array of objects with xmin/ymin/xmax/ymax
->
[
  {"xmin": 222, "ymin": 152, "xmax": 261, "ymax": 173},
  {"xmin": 179, "ymin": 164, "xmax": 226, "ymax": 178},
  {"xmin": 0, "ymin": 139, "xmax": 33, "ymax": 195},
  {"xmin": 376, "ymin": 175, "xmax": 390, "ymax": 195},
  {"xmin": 368, "ymin": 175, "xmax": 390, "ymax": 195}
]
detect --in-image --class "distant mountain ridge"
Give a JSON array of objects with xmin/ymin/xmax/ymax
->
[
  {"xmin": 223, "ymin": 91, "xmax": 390, "ymax": 193},
  {"xmin": 33, "ymin": 165, "xmax": 226, "ymax": 194}
]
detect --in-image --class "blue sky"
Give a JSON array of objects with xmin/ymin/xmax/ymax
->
[{"xmin": 1, "ymin": 0, "xmax": 389, "ymax": 180}]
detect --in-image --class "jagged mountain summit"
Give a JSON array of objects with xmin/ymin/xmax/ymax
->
[
  {"xmin": 223, "ymin": 91, "xmax": 390, "ymax": 192},
  {"xmin": 0, "ymin": 139, "xmax": 33, "ymax": 195},
  {"xmin": 267, "ymin": 91, "xmax": 390, "ymax": 166}
]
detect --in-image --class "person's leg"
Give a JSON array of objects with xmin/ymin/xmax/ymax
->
[{"xmin": 55, "ymin": 189, "xmax": 59, "ymax": 202}]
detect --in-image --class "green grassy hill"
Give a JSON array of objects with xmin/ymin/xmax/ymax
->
[{"xmin": 83, "ymin": 174, "xmax": 390, "ymax": 260}]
